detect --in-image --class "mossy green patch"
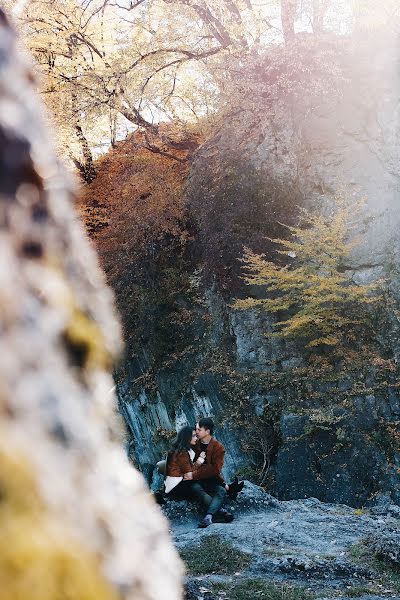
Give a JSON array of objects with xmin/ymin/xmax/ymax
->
[
  {"xmin": 348, "ymin": 542, "xmax": 368, "ymax": 561},
  {"xmin": 180, "ymin": 535, "xmax": 251, "ymax": 575},
  {"xmin": 212, "ymin": 578, "xmax": 314, "ymax": 600},
  {"xmin": 345, "ymin": 585, "xmax": 376, "ymax": 597},
  {"xmin": 348, "ymin": 541, "xmax": 400, "ymax": 594}
]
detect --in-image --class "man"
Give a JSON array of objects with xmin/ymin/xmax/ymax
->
[{"xmin": 183, "ymin": 417, "xmax": 234, "ymax": 528}]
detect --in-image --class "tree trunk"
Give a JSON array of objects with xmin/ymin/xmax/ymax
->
[
  {"xmin": 313, "ymin": 0, "xmax": 330, "ymax": 33},
  {"xmin": 75, "ymin": 123, "xmax": 97, "ymax": 183},
  {"xmin": 281, "ymin": 0, "xmax": 297, "ymax": 42}
]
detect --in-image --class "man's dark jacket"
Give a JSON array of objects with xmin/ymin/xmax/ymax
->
[{"xmin": 193, "ymin": 437, "xmax": 225, "ymax": 483}]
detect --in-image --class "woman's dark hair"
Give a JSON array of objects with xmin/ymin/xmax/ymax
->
[{"xmin": 169, "ymin": 425, "xmax": 194, "ymax": 456}]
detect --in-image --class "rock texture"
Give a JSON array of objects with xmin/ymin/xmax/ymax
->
[
  {"xmin": 0, "ymin": 9, "xmax": 182, "ymax": 599},
  {"xmin": 115, "ymin": 30, "xmax": 400, "ymax": 509},
  {"xmin": 66, "ymin": 27, "xmax": 400, "ymax": 509},
  {"xmin": 366, "ymin": 528, "xmax": 400, "ymax": 568},
  {"xmin": 170, "ymin": 484, "xmax": 400, "ymax": 600}
]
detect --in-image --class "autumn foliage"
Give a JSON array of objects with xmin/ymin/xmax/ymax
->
[
  {"xmin": 80, "ymin": 131, "xmax": 191, "ymax": 261},
  {"xmin": 235, "ymin": 197, "xmax": 381, "ymax": 351},
  {"xmin": 79, "ymin": 129, "xmax": 199, "ymax": 362}
]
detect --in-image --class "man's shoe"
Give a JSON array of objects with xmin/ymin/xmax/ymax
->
[
  {"xmin": 212, "ymin": 511, "xmax": 225, "ymax": 523},
  {"xmin": 153, "ymin": 490, "xmax": 166, "ymax": 506},
  {"xmin": 214, "ymin": 509, "xmax": 234, "ymax": 523},
  {"xmin": 198, "ymin": 514, "xmax": 213, "ymax": 528},
  {"xmin": 223, "ymin": 511, "xmax": 234, "ymax": 523}
]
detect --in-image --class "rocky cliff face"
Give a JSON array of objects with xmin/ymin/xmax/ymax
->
[
  {"xmin": 191, "ymin": 30, "xmax": 400, "ymax": 505},
  {"xmin": 91, "ymin": 31, "xmax": 400, "ymax": 507}
]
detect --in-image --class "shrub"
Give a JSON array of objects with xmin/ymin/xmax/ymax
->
[
  {"xmin": 180, "ymin": 535, "xmax": 251, "ymax": 575},
  {"xmin": 212, "ymin": 579, "xmax": 314, "ymax": 600}
]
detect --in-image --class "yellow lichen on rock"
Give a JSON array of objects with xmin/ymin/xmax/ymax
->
[
  {"xmin": 63, "ymin": 305, "xmax": 112, "ymax": 371},
  {"xmin": 32, "ymin": 256, "xmax": 113, "ymax": 372},
  {"xmin": 0, "ymin": 447, "xmax": 118, "ymax": 600},
  {"xmin": 0, "ymin": 7, "xmax": 183, "ymax": 599}
]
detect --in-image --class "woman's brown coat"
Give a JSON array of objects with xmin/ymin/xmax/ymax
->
[{"xmin": 166, "ymin": 450, "xmax": 199, "ymax": 477}]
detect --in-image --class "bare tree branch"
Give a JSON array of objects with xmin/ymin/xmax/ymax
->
[
  {"xmin": 109, "ymin": 0, "xmax": 146, "ymax": 10},
  {"xmin": 162, "ymin": 0, "xmax": 233, "ymax": 48},
  {"xmin": 221, "ymin": 0, "xmax": 249, "ymax": 48},
  {"xmin": 141, "ymin": 131, "xmax": 187, "ymax": 162}
]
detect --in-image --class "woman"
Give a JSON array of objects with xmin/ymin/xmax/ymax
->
[{"xmin": 164, "ymin": 426, "xmax": 205, "ymax": 498}]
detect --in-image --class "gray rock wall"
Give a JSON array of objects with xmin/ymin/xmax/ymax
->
[
  {"xmin": 119, "ymin": 370, "xmax": 248, "ymax": 487},
  {"xmin": 120, "ymin": 31, "xmax": 400, "ymax": 507}
]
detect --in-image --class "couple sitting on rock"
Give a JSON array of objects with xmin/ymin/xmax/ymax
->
[{"xmin": 164, "ymin": 417, "xmax": 243, "ymax": 528}]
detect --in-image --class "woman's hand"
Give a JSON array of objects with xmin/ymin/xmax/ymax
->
[
  {"xmin": 195, "ymin": 450, "xmax": 206, "ymax": 465},
  {"xmin": 183, "ymin": 472, "xmax": 193, "ymax": 480}
]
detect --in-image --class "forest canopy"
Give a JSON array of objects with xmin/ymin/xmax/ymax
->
[{"xmin": 4, "ymin": 0, "xmax": 400, "ymax": 181}]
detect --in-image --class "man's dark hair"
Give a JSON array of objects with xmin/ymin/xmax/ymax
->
[{"xmin": 198, "ymin": 417, "xmax": 214, "ymax": 435}]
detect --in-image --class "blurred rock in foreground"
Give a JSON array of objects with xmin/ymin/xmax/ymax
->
[{"xmin": 0, "ymin": 8, "xmax": 182, "ymax": 600}]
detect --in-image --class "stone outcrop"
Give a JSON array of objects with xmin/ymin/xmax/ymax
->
[
  {"xmin": 366, "ymin": 528, "xmax": 400, "ymax": 568},
  {"xmin": 0, "ymin": 9, "xmax": 182, "ymax": 599},
  {"xmin": 98, "ymin": 31, "xmax": 400, "ymax": 507},
  {"xmin": 173, "ymin": 484, "xmax": 400, "ymax": 600},
  {"xmin": 187, "ymin": 30, "xmax": 400, "ymax": 505}
]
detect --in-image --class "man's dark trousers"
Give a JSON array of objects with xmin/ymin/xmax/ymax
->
[{"xmin": 189, "ymin": 477, "xmax": 227, "ymax": 515}]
